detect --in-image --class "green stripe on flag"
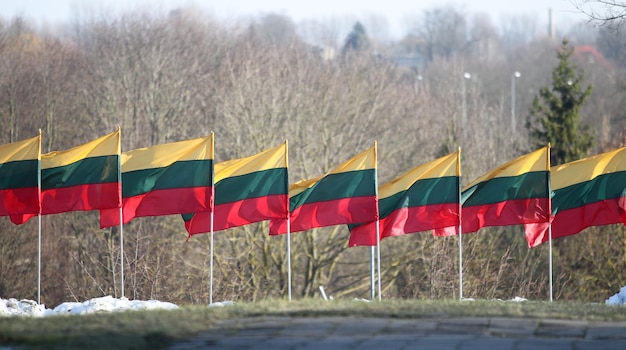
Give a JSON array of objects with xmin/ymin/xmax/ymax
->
[
  {"xmin": 42, "ymin": 155, "xmax": 118, "ymax": 190},
  {"xmin": 123, "ymin": 159, "xmax": 212, "ymax": 197},
  {"xmin": 215, "ymin": 168, "xmax": 287, "ymax": 205},
  {"xmin": 290, "ymin": 169, "xmax": 376, "ymax": 211},
  {"xmin": 462, "ymin": 171, "xmax": 548, "ymax": 207},
  {"xmin": 0, "ymin": 159, "xmax": 38, "ymax": 190},
  {"xmin": 379, "ymin": 176, "xmax": 458, "ymax": 218},
  {"xmin": 553, "ymin": 171, "xmax": 626, "ymax": 213}
]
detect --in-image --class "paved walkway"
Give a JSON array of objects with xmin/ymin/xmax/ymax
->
[{"xmin": 169, "ymin": 316, "xmax": 626, "ymax": 349}]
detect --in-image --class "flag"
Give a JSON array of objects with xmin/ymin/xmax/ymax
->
[
  {"xmin": 348, "ymin": 151, "xmax": 460, "ymax": 246},
  {"xmin": 269, "ymin": 145, "xmax": 378, "ymax": 235},
  {"xmin": 0, "ymin": 135, "xmax": 41, "ymax": 217},
  {"xmin": 11, "ymin": 130, "xmax": 121, "ymax": 224},
  {"xmin": 183, "ymin": 142, "xmax": 288, "ymax": 235},
  {"xmin": 461, "ymin": 146, "xmax": 550, "ymax": 235},
  {"xmin": 99, "ymin": 134, "xmax": 213, "ymax": 228},
  {"xmin": 526, "ymin": 146, "xmax": 626, "ymax": 247}
]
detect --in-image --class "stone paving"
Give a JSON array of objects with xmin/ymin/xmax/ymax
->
[{"xmin": 169, "ymin": 316, "xmax": 626, "ymax": 349}]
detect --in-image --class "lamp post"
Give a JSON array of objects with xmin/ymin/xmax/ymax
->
[
  {"xmin": 511, "ymin": 71, "xmax": 521, "ymax": 132},
  {"xmin": 414, "ymin": 73, "xmax": 423, "ymax": 94},
  {"xmin": 462, "ymin": 72, "xmax": 471, "ymax": 140}
]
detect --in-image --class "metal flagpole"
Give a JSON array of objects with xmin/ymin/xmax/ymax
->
[
  {"xmin": 286, "ymin": 221, "xmax": 292, "ymax": 301},
  {"xmin": 117, "ymin": 126, "xmax": 124, "ymax": 299},
  {"xmin": 374, "ymin": 141, "xmax": 381, "ymax": 301},
  {"xmin": 210, "ymin": 217, "xmax": 214, "ymax": 304},
  {"xmin": 38, "ymin": 214, "xmax": 41, "ymax": 304},
  {"xmin": 547, "ymin": 143, "xmax": 553, "ymax": 302},
  {"xmin": 285, "ymin": 140, "xmax": 292, "ymax": 302},
  {"xmin": 37, "ymin": 130, "xmax": 42, "ymax": 304},
  {"xmin": 370, "ymin": 247, "xmax": 375, "ymax": 300},
  {"xmin": 457, "ymin": 147, "xmax": 463, "ymax": 300},
  {"xmin": 209, "ymin": 132, "xmax": 215, "ymax": 305},
  {"xmin": 549, "ymin": 225, "xmax": 553, "ymax": 302},
  {"xmin": 119, "ymin": 208, "xmax": 124, "ymax": 298},
  {"xmin": 376, "ymin": 219, "xmax": 381, "ymax": 301}
]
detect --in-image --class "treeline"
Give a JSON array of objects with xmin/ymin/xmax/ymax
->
[{"xmin": 0, "ymin": 5, "xmax": 625, "ymax": 306}]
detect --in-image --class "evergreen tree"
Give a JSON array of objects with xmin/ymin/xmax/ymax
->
[
  {"xmin": 528, "ymin": 39, "xmax": 594, "ymax": 166},
  {"xmin": 342, "ymin": 22, "xmax": 370, "ymax": 54}
]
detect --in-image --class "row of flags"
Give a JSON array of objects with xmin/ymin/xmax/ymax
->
[{"xmin": 1, "ymin": 130, "xmax": 625, "ymax": 248}]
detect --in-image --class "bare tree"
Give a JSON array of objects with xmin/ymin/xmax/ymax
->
[{"xmin": 575, "ymin": 0, "xmax": 626, "ymax": 28}]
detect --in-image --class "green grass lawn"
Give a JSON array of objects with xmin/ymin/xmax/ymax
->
[{"xmin": 2, "ymin": 298, "xmax": 626, "ymax": 349}]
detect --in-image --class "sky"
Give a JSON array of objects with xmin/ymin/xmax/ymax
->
[{"xmin": 0, "ymin": 0, "xmax": 591, "ymax": 30}]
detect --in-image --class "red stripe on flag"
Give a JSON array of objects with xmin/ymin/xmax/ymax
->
[
  {"xmin": 0, "ymin": 187, "xmax": 39, "ymax": 216},
  {"xmin": 186, "ymin": 194, "xmax": 288, "ymax": 235},
  {"xmin": 349, "ymin": 203, "xmax": 459, "ymax": 246},
  {"xmin": 270, "ymin": 195, "xmax": 378, "ymax": 235},
  {"xmin": 11, "ymin": 183, "xmax": 120, "ymax": 225},
  {"xmin": 526, "ymin": 197, "xmax": 626, "ymax": 247},
  {"xmin": 42, "ymin": 182, "xmax": 120, "ymax": 215},
  {"xmin": 100, "ymin": 187, "xmax": 212, "ymax": 228},
  {"xmin": 462, "ymin": 198, "xmax": 550, "ymax": 234}
]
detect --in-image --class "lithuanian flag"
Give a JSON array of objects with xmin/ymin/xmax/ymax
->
[
  {"xmin": 0, "ymin": 134, "xmax": 41, "ymax": 217},
  {"xmin": 461, "ymin": 146, "xmax": 550, "ymax": 234},
  {"xmin": 183, "ymin": 142, "xmax": 288, "ymax": 235},
  {"xmin": 99, "ymin": 134, "xmax": 213, "ymax": 228},
  {"xmin": 269, "ymin": 144, "xmax": 378, "ymax": 235},
  {"xmin": 349, "ymin": 151, "xmax": 460, "ymax": 246},
  {"xmin": 11, "ymin": 130, "xmax": 121, "ymax": 224},
  {"xmin": 525, "ymin": 146, "xmax": 626, "ymax": 247}
]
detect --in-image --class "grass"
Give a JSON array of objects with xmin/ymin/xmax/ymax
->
[{"xmin": 2, "ymin": 298, "xmax": 626, "ymax": 349}]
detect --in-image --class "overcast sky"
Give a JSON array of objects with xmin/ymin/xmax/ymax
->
[
  {"xmin": 0, "ymin": 0, "xmax": 593, "ymax": 39},
  {"xmin": 0, "ymin": 0, "xmax": 589, "ymax": 23}
]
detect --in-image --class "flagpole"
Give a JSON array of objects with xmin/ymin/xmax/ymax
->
[
  {"xmin": 285, "ymin": 140, "xmax": 292, "ymax": 302},
  {"xmin": 287, "ymin": 219, "xmax": 292, "ymax": 302},
  {"xmin": 209, "ymin": 132, "xmax": 215, "ymax": 305},
  {"xmin": 210, "ymin": 216, "xmax": 214, "ymax": 304},
  {"xmin": 117, "ymin": 126, "xmax": 124, "ymax": 299},
  {"xmin": 547, "ymin": 143, "xmax": 553, "ymax": 302},
  {"xmin": 376, "ymin": 219, "xmax": 381, "ymax": 301},
  {"xmin": 374, "ymin": 141, "xmax": 381, "ymax": 301},
  {"xmin": 457, "ymin": 147, "xmax": 463, "ymax": 300},
  {"xmin": 370, "ymin": 247, "xmax": 375, "ymax": 300},
  {"xmin": 37, "ymin": 130, "xmax": 42, "ymax": 304},
  {"xmin": 38, "ymin": 214, "xmax": 41, "ymax": 304},
  {"xmin": 549, "ymin": 225, "xmax": 553, "ymax": 302},
  {"xmin": 119, "ymin": 209, "xmax": 124, "ymax": 298},
  {"xmin": 370, "ymin": 141, "xmax": 377, "ymax": 301}
]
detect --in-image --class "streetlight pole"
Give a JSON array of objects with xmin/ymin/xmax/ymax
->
[
  {"xmin": 462, "ymin": 72, "xmax": 471, "ymax": 140},
  {"xmin": 414, "ymin": 73, "xmax": 423, "ymax": 95},
  {"xmin": 511, "ymin": 71, "xmax": 521, "ymax": 132}
]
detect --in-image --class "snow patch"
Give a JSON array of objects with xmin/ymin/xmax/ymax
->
[
  {"xmin": 606, "ymin": 286, "xmax": 626, "ymax": 305},
  {"xmin": 0, "ymin": 295, "xmax": 178, "ymax": 317},
  {"xmin": 209, "ymin": 301, "xmax": 235, "ymax": 307}
]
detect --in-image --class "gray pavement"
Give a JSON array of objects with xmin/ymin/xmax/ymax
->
[{"xmin": 169, "ymin": 316, "xmax": 626, "ymax": 349}]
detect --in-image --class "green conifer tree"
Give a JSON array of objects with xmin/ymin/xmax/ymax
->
[
  {"xmin": 528, "ymin": 40, "xmax": 594, "ymax": 166},
  {"xmin": 342, "ymin": 22, "xmax": 370, "ymax": 54}
]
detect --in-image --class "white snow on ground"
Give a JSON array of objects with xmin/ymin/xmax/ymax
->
[
  {"xmin": 0, "ymin": 295, "xmax": 177, "ymax": 317},
  {"xmin": 606, "ymin": 286, "xmax": 626, "ymax": 305}
]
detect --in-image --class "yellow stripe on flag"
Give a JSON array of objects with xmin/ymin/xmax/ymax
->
[
  {"xmin": 379, "ymin": 150, "xmax": 459, "ymax": 199},
  {"xmin": 551, "ymin": 146, "xmax": 626, "ymax": 191},
  {"xmin": 463, "ymin": 146, "xmax": 549, "ymax": 191},
  {"xmin": 0, "ymin": 135, "xmax": 41, "ymax": 164},
  {"xmin": 42, "ymin": 130, "xmax": 120, "ymax": 169},
  {"xmin": 328, "ymin": 145, "xmax": 376, "ymax": 175},
  {"xmin": 121, "ymin": 134, "xmax": 214, "ymax": 172},
  {"xmin": 215, "ymin": 143, "xmax": 286, "ymax": 182},
  {"xmin": 289, "ymin": 144, "xmax": 377, "ymax": 197}
]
